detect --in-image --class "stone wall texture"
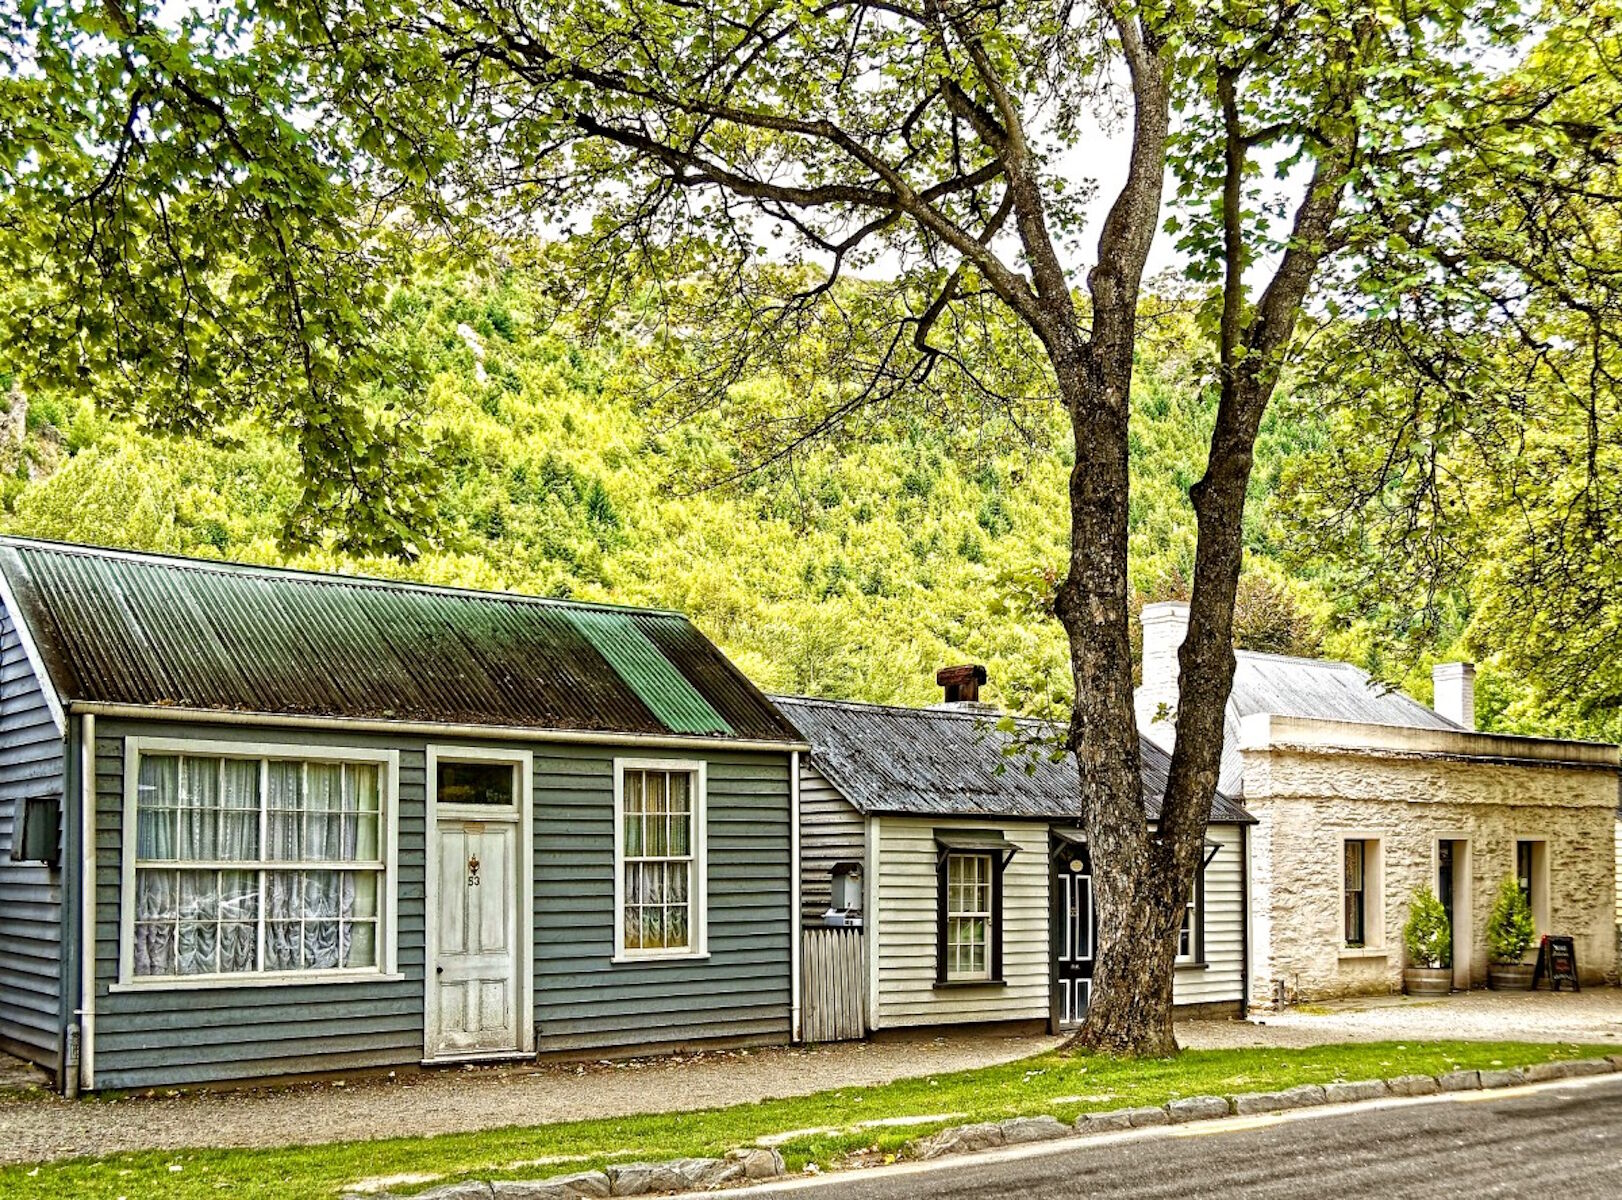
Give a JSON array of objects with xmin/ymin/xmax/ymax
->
[{"xmin": 1244, "ymin": 745, "xmax": 1618, "ymax": 1006}]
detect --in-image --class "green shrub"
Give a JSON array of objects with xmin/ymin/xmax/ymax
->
[
  {"xmin": 976, "ymin": 496, "xmax": 1014, "ymax": 537},
  {"xmin": 1486, "ymin": 875, "xmax": 1535, "ymax": 964},
  {"xmin": 1402, "ymin": 886, "xmax": 1451, "ymax": 969}
]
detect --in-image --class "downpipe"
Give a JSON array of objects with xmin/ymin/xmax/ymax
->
[{"xmin": 62, "ymin": 1025, "xmax": 79, "ymax": 1100}]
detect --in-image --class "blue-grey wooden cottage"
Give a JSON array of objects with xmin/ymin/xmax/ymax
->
[{"xmin": 0, "ymin": 537, "xmax": 806, "ymax": 1092}]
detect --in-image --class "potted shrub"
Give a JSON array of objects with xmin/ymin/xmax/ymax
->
[
  {"xmin": 1402, "ymin": 886, "xmax": 1453, "ymax": 996},
  {"xmin": 1486, "ymin": 874, "xmax": 1536, "ymax": 990}
]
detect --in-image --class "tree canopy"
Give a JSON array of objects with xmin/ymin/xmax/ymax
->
[{"xmin": 5, "ymin": 0, "xmax": 1621, "ymax": 1054}]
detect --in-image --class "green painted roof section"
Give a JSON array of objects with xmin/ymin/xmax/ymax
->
[{"xmin": 567, "ymin": 608, "xmax": 734, "ymax": 736}]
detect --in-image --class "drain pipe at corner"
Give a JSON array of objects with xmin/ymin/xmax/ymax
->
[{"xmin": 71, "ymin": 711, "xmax": 95, "ymax": 1097}]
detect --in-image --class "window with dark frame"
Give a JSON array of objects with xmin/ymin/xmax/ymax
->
[
  {"xmin": 1344, "ymin": 839, "xmax": 1367, "ymax": 947},
  {"xmin": 934, "ymin": 834, "xmax": 1011, "ymax": 985},
  {"xmin": 1177, "ymin": 875, "xmax": 1200, "ymax": 962},
  {"xmin": 1175, "ymin": 844, "xmax": 1219, "ymax": 964}
]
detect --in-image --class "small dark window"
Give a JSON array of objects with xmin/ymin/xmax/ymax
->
[
  {"xmin": 437, "ymin": 761, "xmax": 515, "ymax": 807},
  {"xmin": 1344, "ymin": 840, "xmax": 1367, "ymax": 947},
  {"xmin": 1516, "ymin": 840, "xmax": 1535, "ymax": 911},
  {"xmin": 12, "ymin": 795, "xmax": 61, "ymax": 865}
]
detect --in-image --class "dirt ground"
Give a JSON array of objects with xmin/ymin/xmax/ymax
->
[{"xmin": 2, "ymin": 988, "xmax": 1616, "ymax": 1166}]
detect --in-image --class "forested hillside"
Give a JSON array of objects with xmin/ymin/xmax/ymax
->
[{"xmin": 0, "ymin": 267, "xmax": 1468, "ymax": 720}]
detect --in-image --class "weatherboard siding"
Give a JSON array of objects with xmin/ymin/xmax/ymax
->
[
  {"xmin": 798, "ymin": 762, "xmax": 866, "ymax": 924},
  {"xmin": 0, "ymin": 610, "xmax": 64, "ymax": 1069},
  {"xmin": 1173, "ymin": 822, "xmax": 1246, "ymax": 1009},
  {"xmin": 533, "ymin": 747, "xmax": 792, "ymax": 1052},
  {"xmin": 874, "ymin": 817, "xmax": 1050, "ymax": 1030},
  {"xmin": 89, "ymin": 720, "xmax": 426, "ymax": 1090},
  {"xmin": 85, "ymin": 719, "xmax": 792, "ymax": 1087}
]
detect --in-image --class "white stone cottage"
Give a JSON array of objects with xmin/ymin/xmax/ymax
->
[{"xmin": 1137, "ymin": 602, "xmax": 1619, "ymax": 1004}]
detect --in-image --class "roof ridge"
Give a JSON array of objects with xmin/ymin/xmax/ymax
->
[
  {"xmin": 1236, "ymin": 648, "xmax": 1370, "ymax": 672},
  {"xmin": 1237, "ymin": 649, "xmax": 1428, "ymax": 699},
  {"xmin": 0, "ymin": 536, "xmax": 685, "ymax": 619},
  {"xmin": 770, "ymin": 693, "xmax": 1054, "ymax": 724}
]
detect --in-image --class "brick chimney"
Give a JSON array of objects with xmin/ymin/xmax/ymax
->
[
  {"xmin": 1433, "ymin": 661, "xmax": 1476, "ymax": 730},
  {"xmin": 935, "ymin": 664, "xmax": 990, "ymax": 710},
  {"xmin": 1137, "ymin": 601, "xmax": 1189, "ymax": 745}
]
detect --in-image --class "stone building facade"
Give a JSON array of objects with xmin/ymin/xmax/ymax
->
[
  {"xmin": 1137, "ymin": 602, "xmax": 1620, "ymax": 1005},
  {"xmin": 1241, "ymin": 715, "xmax": 1617, "ymax": 1004}
]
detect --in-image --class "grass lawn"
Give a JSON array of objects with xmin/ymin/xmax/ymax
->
[{"xmin": 2, "ymin": 1040, "xmax": 1605, "ymax": 1200}]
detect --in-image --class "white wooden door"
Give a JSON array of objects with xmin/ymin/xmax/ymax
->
[{"xmin": 431, "ymin": 820, "xmax": 519, "ymax": 1056}]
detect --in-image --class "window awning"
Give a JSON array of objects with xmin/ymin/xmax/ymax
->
[
  {"xmin": 934, "ymin": 828, "xmax": 1018, "ymax": 867},
  {"xmin": 1050, "ymin": 827, "xmax": 1218, "ymax": 869}
]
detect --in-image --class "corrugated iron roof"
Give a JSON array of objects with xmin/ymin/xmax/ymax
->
[
  {"xmin": 1230, "ymin": 651, "xmax": 1459, "ymax": 730},
  {"xmin": 775, "ymin": 695, "xmax": 1253, "ymax": 824},
  {"xmin": 0, "ymin": 538, "xmax": 798, "ymax": 742},
  {"xmin": 1213, "ymin": 651, "xmax": 1461, "ymax": 792}
]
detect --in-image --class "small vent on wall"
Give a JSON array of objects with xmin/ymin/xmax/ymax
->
[{"xmin": 12, "ymin": 795, "xmax": 61, "ymax": 866}]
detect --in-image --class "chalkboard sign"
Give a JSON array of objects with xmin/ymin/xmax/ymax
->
[{"xmin": 1533, "ymin": 934, "xmax": 1580, "ymax": 992}]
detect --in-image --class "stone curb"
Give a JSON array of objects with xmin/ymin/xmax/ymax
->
[
  {"xmin": 347, "ymin": 1149, "xmax": 786, "ymax": 1200},
  {"xmin": 905, "ymin": 1055, "xmax": 1622, "ymax": 1162},
  {"xmin": 357, "ymin": 1057, "xmax": 1620, "ymax": 1200}
]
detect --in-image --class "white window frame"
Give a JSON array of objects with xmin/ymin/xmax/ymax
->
[
  {"xmin": 944, "ymin": 851, "xmax": 995, "ymax": 983},
  {"xmin": 612, "ymin": 758, "xmax": 708, "ymax": 962},
  {"xmin": 115, "ymin": 736, "xmax": 401, "ymax": 991},
  {"xmin": 1338, "ymin": 832, "xmax": 1386, "ymax": 957}
]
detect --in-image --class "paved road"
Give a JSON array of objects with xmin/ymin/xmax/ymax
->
[{"xmin": 744, "ymin": 1076, "xmax": 1622, "ymax": 1199}]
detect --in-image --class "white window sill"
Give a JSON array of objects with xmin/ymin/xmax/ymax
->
[
  {"xmin": 1339, "ymin": 947, "xmax": 1388, "ymax": 960},
  {"xmin": 111, "ymin": 970, "xmax": 405, "ymax": 993},
  {"xmin": 612, "ymin": 952, "xmax": 710, "ymax": 965}
]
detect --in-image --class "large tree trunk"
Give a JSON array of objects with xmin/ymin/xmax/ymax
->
[
  {"xmin": 1052, "ymin": 340, "xmax": 1187, "ymax": 1057},
  {"xmin": 1046, "ymin": 19, "xmax": 1189, "ymax": 1058}
]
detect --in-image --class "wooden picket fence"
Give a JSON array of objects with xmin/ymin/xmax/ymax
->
[{"xmin": 801, "ymin": 926, "xmax": 866, "ymax": 1043}]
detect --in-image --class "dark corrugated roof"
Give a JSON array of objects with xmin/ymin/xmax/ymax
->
[
  {"xmin": 0, "ymin": 538, "xmax": 799, "ymax": 742},
  {"xmin": 775, "ymin": 696, "xmax": 1253, "ymax": 824}
]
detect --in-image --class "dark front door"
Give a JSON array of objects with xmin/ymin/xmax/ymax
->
[
  {"xmin": 1052, "ymin": 835, "xmax": 1096, "ymax": 1029},
  {"xmin": 1437, "ymin": 840, "xmax": 1455, "ymax": 970}
]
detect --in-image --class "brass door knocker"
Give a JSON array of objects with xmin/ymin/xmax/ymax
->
[{"xmin": 467, "ymin": 853, "xmax": 481, "ymax": 887}]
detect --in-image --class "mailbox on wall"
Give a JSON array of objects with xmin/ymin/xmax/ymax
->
[{"xmin": 824, "ymin": 860, "xmax": 864, "ymax": 926}]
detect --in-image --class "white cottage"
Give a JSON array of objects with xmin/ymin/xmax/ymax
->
[
  {"xmin": 778, "ymin": 674, "xmax": 1254, "ymax": 1039},
  {"xmin": 1137, "ymin": 601, "xmax": 1619, "ymax": 1004}
]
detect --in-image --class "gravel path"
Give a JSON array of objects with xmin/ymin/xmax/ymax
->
[
  {"xmin": 1179, "ymin": 988, "xmax": 1622, "ymax": 1051},
  {"xmin": 3, "ymin": 989, "xmax": 1616, "ymax": 1167}
]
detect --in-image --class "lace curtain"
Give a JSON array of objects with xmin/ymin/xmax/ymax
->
[
  {"xmin": 134, "ymin": 754, "xmax": 381, "ymax": 978},
  {"xmin": 621, "ymin": 768, "xmax": 694, "ymax": 952}
]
